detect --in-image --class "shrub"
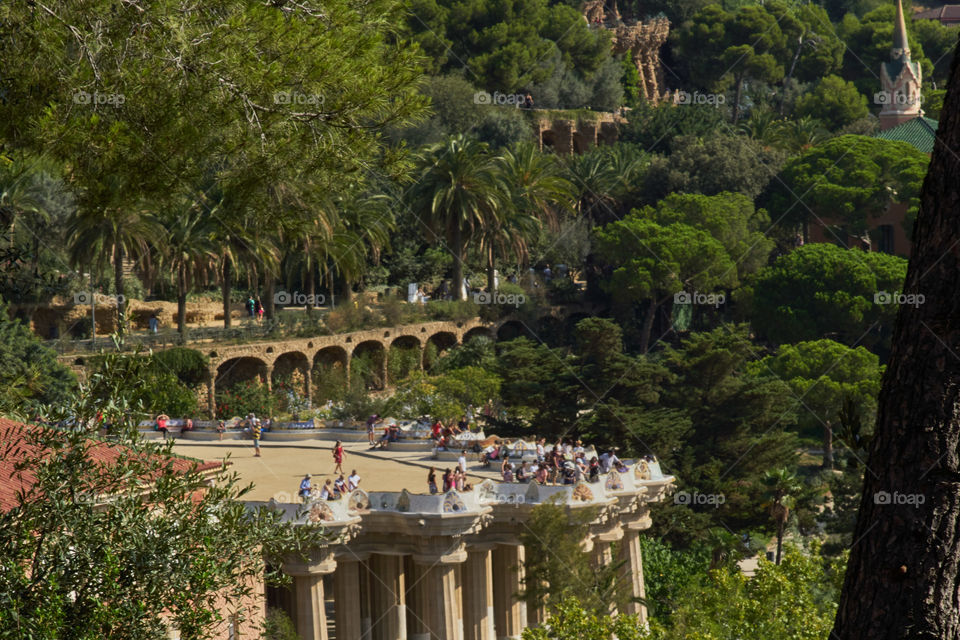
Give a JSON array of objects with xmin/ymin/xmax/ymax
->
[
  {"xmin": 151, "ymin": 347, "xmax": 208, "ymax": 387},
  {"xmin": 215, "ymin": 379, "xmax": 275, "ymax": 419}
]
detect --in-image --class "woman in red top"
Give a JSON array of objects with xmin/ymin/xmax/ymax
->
[{"xmin": 333, "ymin": 440, "xmax": 345, "ymax": 474}]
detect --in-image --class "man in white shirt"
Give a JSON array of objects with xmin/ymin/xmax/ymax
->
[
  {"xmin": 599, "ymin": 451, "xmax": 611, "ymax": 473},
  {"xmin": 458, "ymin": 450, "xmax": 468, "ymax": 474},
  {"xmin": 347, "ymin": 470, "xmax": 361, "ymax": 491}
]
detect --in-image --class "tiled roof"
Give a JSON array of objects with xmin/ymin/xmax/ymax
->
[
  {"xmin": 913, "ymin": 5, "xmax": 960, "ymax": 21},
  {"xmin": 0, "ymin": 417, "xmax": 222, "ymax": 513},
  {"xmin": 875, "ymin": 116, "xmax": 939, "ymax": 154}
]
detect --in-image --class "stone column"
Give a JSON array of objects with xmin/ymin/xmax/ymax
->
[
  {"xmin": 359, "ymin": 559, "xmax": 373, "ymax": 637},
  {"xmin": 411, "ymin": 557, "xmax": 464, "ymax": 640},
  {"xmin": 461, "ymin": 547, "xmax": 495, "ymax": 640},
  {"xmin": 263, "ymin": 362, "xmax": 274, "ymax": 391},
  {"xmin": 368, "ymin": 554, "xmax": 407, "ymax": 640},
  {"xmin": 334, "ymin": 556, "xmax": 363, "ymax": 640},
  {"xmin": 206, "ymin": 370, "xmax": 216, "ymax": 418},
  {"xmin": 492, "ymin": 545, "xmax": 526, "ymax": 640},
  {"xmin": 283, "ymin": 552, "xmax": 336, "ymax": 640},
  {"xmin": 406, "ymin": 558, "xmax": 432, "ymax": 640},
  {"xmin": 591, "ymin": 540, "xmax": 613, "ymax": 569},
  {"xmin": 619, "ymin": 529, "xmax": 648, "ymax": 623},
  {"xmin": 303, "ymin": 366, "xmax": 313, "ymax": 409}
]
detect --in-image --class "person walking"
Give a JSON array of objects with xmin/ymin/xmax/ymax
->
[
  {"xmin": 427, "ymin": 467, "xmax": 438, "ymax": 494},
  {"xmin": 148, "ymin": 313, "xmax": 159, "ymax": 334},
  {"xmin": 245, "ymin": 295, "xmax": 256, "ymax": 319},
  {"xmin": 251, "ymin": 418, "xmax": 262, "ymax": 457},
  {"xmin": 333, "ymin": 440, "xmax": 345, "ymax": 474},
  {"xmin": 254, "ymin": 296, "xmax": 264, "ymax": 324}
]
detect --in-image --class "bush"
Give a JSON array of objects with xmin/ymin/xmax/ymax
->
[
  {"xmin": 425, "ymin": 300, "xmax": 479, "ymax": 322},
  {"xmin": 215, "ymin": 379, "xmax": 275, "ymax": 419},
  {"xmin": 261, "ymin": 608, "xmax": 300, "ymax": 640},
  {"xmin": 151, "ymin": 347, "xmax": 208, "ymax": 387},
  {"xmin": 547, "ymin": 278, "xmax": 580, "ymax": 304}
]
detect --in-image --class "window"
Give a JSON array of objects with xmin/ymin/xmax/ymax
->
[{"xmin": 879, "ymin": 224, "xmax": 895, "ymax": 254}]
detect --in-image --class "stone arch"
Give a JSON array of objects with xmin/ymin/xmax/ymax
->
[
  {"xmin": 312, "ymin": 346, "xmax": 349, "ymax": 404},
  {"xmin": 215, "ymin": 356, "xmax": 268, "ymax": 390},
  {"xmin": 388, "ymin": 335, "xmax": 422, "ymax": 385},
  {"xmin": 496, "ymin": 320, "xmax": 534, "ymax": 342},
  {"xmin": 351, "ymin": 340, "xmax": 386, "ymax": 390},
  {"xmin": 423, "ymin": 331, "xmax": 458, "ymax": 371},
  {"xmin": 272, "ymin": 351, "xmax": 311, "ymax": 403},
  {"xmin": 463, "ymin": 326, "xmax": 495, "ymax": 343}
]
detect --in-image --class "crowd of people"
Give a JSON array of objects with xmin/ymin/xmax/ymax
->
[
  {"xmin": 482, "ymin": 437, "xmax": 629, "ymax": 487},
  {"xmin": 298, "ymin": 468, "xmax": 362, "ymax": 502}
]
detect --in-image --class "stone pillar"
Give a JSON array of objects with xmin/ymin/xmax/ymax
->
[
  {"xmin": 462, "ymin": 547, "xmax": 496, "ymax": 640},
  {"xmin": 283, "ymin": 552, "xmax": 336, "ymax": 640},
  {"xmin": 591, "ymin": 540, "xmax": 613, "ymax": 569},
  {"xmin": 368, "ymin": 554, "xmax": 407, "ymax": 640},
  {"xmin": 619, "ymin": 529, "xmax": 648, "ymax": 623},
  {"xmin": 411, "ymin": 559, "xmax": 464, "ymax": 640},
  {"xmin": 359, "ymin": 559, "xmax": 373, "ymax": 637},
  {"xmin": 334, "ymin": 557, "xmax": 363, "ymax": 640},
  {"xmin": 492, "ymin": 545, "xmax": 526, "ymax": 640},
  {"xmin": 303, "ymin": 366, "xmax": 313, "ymax": 409},
  {"xmin": 406, "ymin": 558, "xmax": 433, "ymax": 640},
  {"xmin": 206, "ymin": 371, "xmax": 216, "ymax": 418},
  {"xmin": 263, "ymin": 362, "xmax": 274, "ymax": 391}
]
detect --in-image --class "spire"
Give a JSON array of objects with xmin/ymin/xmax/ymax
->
[{"xmin": 893, "ymin": 0, "xmax": 910, "ymax": 57}]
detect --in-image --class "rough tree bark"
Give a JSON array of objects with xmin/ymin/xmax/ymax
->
[{"xmin": 831, "ymin": 43, "xmax": 960, "ymax": 639}]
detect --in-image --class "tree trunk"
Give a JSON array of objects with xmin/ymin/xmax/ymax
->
[
  {"xmin": 639, "ymin": 298, "xmax": 657, "ymax": 354},
  {"xmin": 775, "ymin": 521, "xmax": 784, "ymax": 565},
  {"xmin": 831, "ymin": 46, "xmax": 960, "ymax": 640},
  {"xmin": 304, "ymin": 251, "xmax": 315, "ymax": 316},
  {"xmin": 732, "ymin": 75, "xmax": 744, "ymax": 124},
  {"xmin": 486, "ymin": 243, "xmax": 496, "ymax": 296},
  {"xmin": 264, "ymin": 275, "xmax": 275, "ymax": 321},
  {"xmin": 113, "ymin": 241, "xmax": 126, "ymax": 336},
  {"xmin": 823, "ymin": 421, "xmax": 834, "ymax": 470},
  {"xmin": 221, "ymin": 256, "xmax": 232, "ymax": 328},
  {"xmin": 452, "ymin": 224, "xmax": 466, "ymax": 300},
  {"xmin": 177, "ymin": 262, "xmax": 187, "ymax": 336}
]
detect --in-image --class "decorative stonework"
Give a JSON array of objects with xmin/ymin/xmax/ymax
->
[
  {"xmin": 572, "ymin": 483, "xmax": 594, "ymax": 502},
  {"xmin": 443, "ymin": 491, "xmax": 466, "ymax": 513},
  {"xmin": 635, "ymin": 461, "xmax": 651, "ymax": 481},
  {"xmin": 310, "ymin": 501, "xmax": 335, "ymax": 522},
  {"xmin": 525, "ymin": 481, "xmax": 541, "ymax": 504},
  {"xmin": 605, "ymin": 469, "xmax": 624, "ymax": 491},
  {"xmin": 348, "ymin": 489, "xmax": 370, "ymax": 513},
  {"xmin": 477, "ymin": 480, "xmax": 497, "ymax": 504},
  {"xmin": 397, "ymin": 489, "xmax": 411, "ymax": 513}
]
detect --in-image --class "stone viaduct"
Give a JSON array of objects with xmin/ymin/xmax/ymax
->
[
  {"xmin": 262, "ymin": 459, "xmax": 674, "ymax": 640},
  {"xmin": 62, "ymin": 306, "xmax": 598, "ymax": 417}
]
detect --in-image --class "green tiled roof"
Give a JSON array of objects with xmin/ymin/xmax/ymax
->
[{"xmin": 875, "ymin": 116, "xmax": 939, "ymax": 153}]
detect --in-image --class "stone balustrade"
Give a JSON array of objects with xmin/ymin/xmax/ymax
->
[{"xmin": 255, "ymin": 459, "xmax": 673, "ymax": 639}]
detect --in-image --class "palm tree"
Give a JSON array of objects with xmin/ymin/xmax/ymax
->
[
  {"xmin": 567, "ymin": 150, "xmax": 619, "ymax": 224},
  {"xmin": 486, "ymin": 144, "xmax": 574, "ymax": 292},
  {"xmin": 160, "ymin": 195, "xmax": 219, "ymax": 336},
  {"xmin": 409, "ymin": 135, "xmax": 500, "ymax": 300},
  {"xmin": 67, "ymin": 202, "xmax": 162, "ymax": 336},
  {"xmin": 0, "ymin": 154, "xmax": 48, "ymax": 250},
  {"xmin": 763, "ymin": 468, "xmax": 801, "ymax": 565}
]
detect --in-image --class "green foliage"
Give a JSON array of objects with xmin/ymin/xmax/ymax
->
[
  {"xmin": 216, "ymin": 379, "xmax": 276, "ymax": 419},
  {"xmin": 641, "ymin": 134, "xmax": 786, "ymax": 204},
  {"xmin": 750, "ymin": 243, "xmax": 908, "ymax": 350},
  {"xmin": 261, "ymin": 608, "xmax": 301, "ymax": 640},
  {"xmin": 151, "ymin": 347, "xmax": 209, "ymax": 388},
  {"xmin": 519, "ymin": 502, "xmax": 631, "ymax": 616},
  {"xmin": 403, "ymin": 0, "xmax": 614, "ymax": 107},
  {"xmin": 433, "ymin": 335, "xmax": 498, "ymax": 373},
  {"xmin": 0, "ymin": 303, "xmax": 76, "ymax": 414},
  {"xmin": 386, "ymin": 366, "xmax": 500, "ymax": 422},
  {"xmin": 639, "ymin": 536, "xmax": 711, "ymax": 623},
  {"xmin": 521, "ymin": 596, "xmax": 647, "ymax": 640},
  {"xmin": 794, "ymin": 75, "xmax": 869, "ymax": 130},
  {"xmin": 0, "ymin": 350, "xmax": 325, "ymax": 638},
  {"xmin": 649, "ymin": 544, "xmax": 844, "ymax": 640},
  {"xmin": 763, "ymin": 135, "xmax": 929, "ymax": 239},
  {"xmin": 387, "ymin": 343, "xmax": 423, "ymax": 385}
]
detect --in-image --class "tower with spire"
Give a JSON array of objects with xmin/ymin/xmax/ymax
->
[{"xmin": 878, "ymin": 0, "xmax": 923, "ymax": 130}]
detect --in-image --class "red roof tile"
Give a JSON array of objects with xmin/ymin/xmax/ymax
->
[{"xmin": 0, "ymin": 417, "xmax": 222, "ymax": 513}]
